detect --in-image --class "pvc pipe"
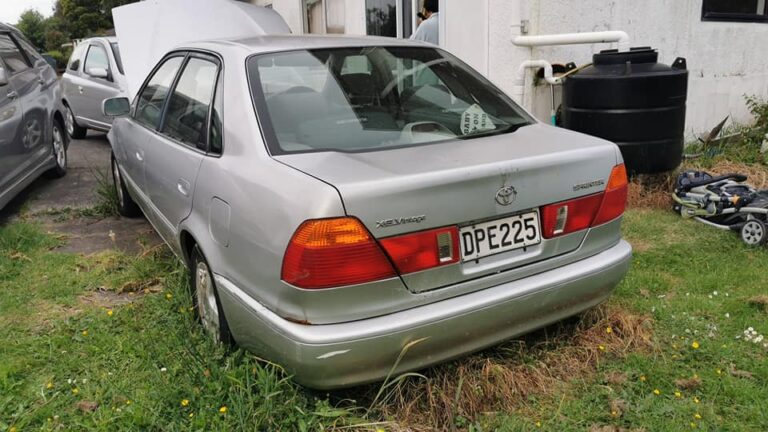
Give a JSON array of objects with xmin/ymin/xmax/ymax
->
[
  {"xmin": 513, "ymin": 30, "xmax": 631, "ymax": 52},
  {"xmin": 513, "ymin": 59, "xmax": 561, "ymax": 117}
]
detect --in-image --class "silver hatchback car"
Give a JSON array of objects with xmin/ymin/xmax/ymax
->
[
  {"xmin": 0, "ymin": 23, "xmax": 68, "ymax": 211},
  {"xmin": 61, "ymin": 37, "xmax": 127, "ymax": 139},
  {"xmin": 104, "ymin": 35, "xmax": 632, "ymax": 389}
]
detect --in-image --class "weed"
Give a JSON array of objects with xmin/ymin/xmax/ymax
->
[{"xmin": 79, "ymin": 168, "xmax": 119, "ymax": 218}]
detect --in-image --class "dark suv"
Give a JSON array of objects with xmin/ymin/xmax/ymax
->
[{"xmin": 0, "ymin": 23, "xmax": 68, "ymax": 211}]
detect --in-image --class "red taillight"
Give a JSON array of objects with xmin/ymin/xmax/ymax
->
[
  {"xmin": 541, "ymin": 164, "xmax": 628, "ymax": 239},
  {"xmin": 593, "ymin": 163, "xmax": 628, "ymax": 225},
  {"xmin": 379, "ymin": 227, "xmax": 460, "ymax": 274},
  {"xmin": 281, "ymin": 218, "xmax": 396, "ymax": 289},
  {"xmin": 541, "ymin": 193, "xmax": 603, "ymax": 238}
]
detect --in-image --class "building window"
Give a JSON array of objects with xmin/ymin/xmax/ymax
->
[
  {"xmin": 366, "ymin": 0, "xmax": 418, "ymax": 38},
  {"xmin": 303, "ymin": 0, "xmax": 345, "ymax": 34},
  {"xmin": 702, "ymin": 0, "xmax": 768, "ymax": 22}
]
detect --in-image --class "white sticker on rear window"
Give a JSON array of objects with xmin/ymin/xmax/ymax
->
[{"xmin": 461, "ymin": 104, "xmax": 496, "ymax": 135}]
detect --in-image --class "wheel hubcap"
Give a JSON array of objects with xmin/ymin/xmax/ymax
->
[
  {"xmin": 53, "ymin": 126, "xmax": 66, "ymax": 168},
  {"xmin": 196, "ymin": 261, "xmax": 220, "ymax": 342},
  {"xmin": 66, "ymin": 109, "xmax": 75, "ymax": 136},
  {"xmin": 743, "ymin": 221, "xmax": 764, "ymax": 245},
  {"xmin": 112, "ymin": 160, "xmax": 125, "ymax": 207}
]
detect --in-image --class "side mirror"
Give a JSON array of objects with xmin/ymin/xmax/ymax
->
[
  {"xmin": 87, "ymin": 67, "xmax": 110, "ymax": 79},
  {"xmin": 0, "ymin": 67, "xmax": 8, "ymax": 86},
  {"xmin": 102, "ymin": 97, "xmax": 130, "ymax": 117}
]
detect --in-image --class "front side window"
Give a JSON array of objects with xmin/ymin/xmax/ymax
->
[
  {"xmin": 248, "ymin": 47, "xmax": 531, "ymax": 154},
  {"xmin": 702, "ymin": 0, "xmax": 768, "ymax": 22},
  {"xmin": 84, "ymin": 44, "xmax": 110, "ymax": 76},
  {"xmin": 135, "ymin": 56, "xmax": 184, "ymax": 129},
  {"xmin": 0, "ymin": 33, "xmax": 30, "ymax": 74},
  {"xmin": 161, "ymin": 57, "xmax": 219, "ymax": 150}
]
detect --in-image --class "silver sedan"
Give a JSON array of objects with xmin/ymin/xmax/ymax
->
[{"xmin": 104, "ymin": 35, "xmax": 632, "ymax": 389}]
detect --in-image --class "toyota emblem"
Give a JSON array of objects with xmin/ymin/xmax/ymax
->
[{"xmin": 495, "ymin": 186, "xmax": 517, "ymax": 206}]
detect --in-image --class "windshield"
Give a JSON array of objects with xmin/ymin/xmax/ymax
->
[
  {"xmin": 248, "ymin": 46, "xmax": 532, "ymax": 154},
  {"xmin": 110, "ymin": 42, "xmax": 124, "ymax": 75}
]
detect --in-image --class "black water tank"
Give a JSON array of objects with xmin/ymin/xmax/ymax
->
[{"xmin": 562, "ymin": 47, "xmax": 688, "ymax": 174}]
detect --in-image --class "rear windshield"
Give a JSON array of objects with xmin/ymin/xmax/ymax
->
[{"xmin": 247, "ymin": 46, "xmax": 532, "ymax": 154}]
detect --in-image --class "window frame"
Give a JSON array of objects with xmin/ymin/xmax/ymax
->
[
  {"xmin": 84, "ymin": 43, "xmax": 112, "ymax": 81},
  {"xmin": 157, "ymin": 52, "xmax": 223, "ymax": 154},
  {"xmin": 701, "ymin": 0, "xmax": 768, "ymax": 23},
  {"xmin": 0, "ymin": 32, "xmax": 33, "ymax": 75}
]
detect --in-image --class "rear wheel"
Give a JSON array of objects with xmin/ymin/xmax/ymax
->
[
  {"xmin": 111, "ymin": 155, "xmax": 141, "ymax": 217},
  {"xmin": 65, "ymin": 105, "xmax": 87, "ymax": 139},
  {"xmin": 45, "ymin": 120, "xmax": 67, "ymax": 178},
  {"xmin": 740, "ymin": 219, "xmax": 767, "ymax": 246},
  {"xmin": 191, "ymin": 245, "xmax": 233, "ymax": 345}
]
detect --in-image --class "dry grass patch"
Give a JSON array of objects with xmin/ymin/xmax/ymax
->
[
  {"xmin": 371, "ymin": 306, "xmax": 654, "ymax": 430},
  {"xmin": 747, "ymin": 295, "xmax": 768, "ymax": 311}
]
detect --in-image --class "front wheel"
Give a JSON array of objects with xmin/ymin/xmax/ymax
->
[
  {"xmin": 740, "ymin": 219, "xmax": 767, "ymax": 246},
  {"xmin": 111, "ymin": 155, "xmax": 141, "ymax": 217},
  {"xmin": 45, "ymin": 120, "xmax": 67, "ymax": 178},
  {"xmin": 65, "ymin": 105, "xmax": 87, "ymax": 139},
  {"xmin": 191, "ymin": 245, "xmax": 233, "ymax": 345}
]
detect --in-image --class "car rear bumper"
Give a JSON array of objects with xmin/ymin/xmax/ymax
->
[{"xmin": 215, "ymin": 240, "xmax": 632, "ymax": 389}]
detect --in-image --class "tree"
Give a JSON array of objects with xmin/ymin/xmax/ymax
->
[
  {"xmin": 15, "ymin": 9, "xmax": 48, "ymax": 48},
  {"xmin": 54, "ymin": 0, "xmax": 138, "ymax": 39}
]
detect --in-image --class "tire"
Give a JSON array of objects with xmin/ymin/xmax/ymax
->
[
  {"xmin": 191, "ymin": 245, "xmax": 234, "ymax": 345},
  {"xmin": 65, "ymin": 104, "xmax": 87, "ymax": 139},
  {"xmin": 45, "ymin": 120, "xmax": 67, "ymax": 178},
  {"xmin": 111, "ymin": 155, "xmax": 142, "ymax": 217},
  {"xmin": 740, "ymin": 219, "xmax": 767, "ymax": 247}
]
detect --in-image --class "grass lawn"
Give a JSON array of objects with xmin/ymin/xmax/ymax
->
[{"xmin": 1, "ymin": 207, "xmax": 768, "ymax": 431}]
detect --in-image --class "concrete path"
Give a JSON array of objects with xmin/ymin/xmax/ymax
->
[{"xmin": 0, "ymin": 132, "xmax": 162, "ymax": 255}]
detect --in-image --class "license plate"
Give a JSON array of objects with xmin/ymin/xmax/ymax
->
[{"xmin": 460, "ymin": 211, "xmax": 541, "ymax": 261}]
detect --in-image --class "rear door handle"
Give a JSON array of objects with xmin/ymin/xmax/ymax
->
[
  {"xmin": 7, "ymin": 90, "xmax": 18, "ymax": 100},
  {"xmin": 135, "ymin": 151, "xmax": 143, "ymax": 162},
  {"xmin": 78, "ymin": 86, "xmax": 84, "ymax": 94},
  {"xmin": 177, "ymin": 179, "xmax": 191, "ymax": 197}
]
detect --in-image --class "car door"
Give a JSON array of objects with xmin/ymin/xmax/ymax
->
[
  {"xmin": 79, "ymin": 42, "xmax": 122, "ymax": 130},
  {"xmin": 0, "ymin": 57, "xmax": 24, "ymax": 193},
  {"xmin": 119, "ymin": 55, "xmax": 186, "ymax": 206},
  {"xmin": 0, "ymin": 32, "xmax": 47, "ymax": 186},
  {"xmin": 145, "ymin": 53, "xmax": 220, "ymax": 241}
]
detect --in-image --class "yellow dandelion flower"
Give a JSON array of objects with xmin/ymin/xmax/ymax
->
[
  {"xmin": 694, "ymin": 413, "xmax": 702, "ymax": 420},
  {"xmin": 166, "ymin": 293, "xmax": 173, "ymax": 300},
  {"xmin": 9, "ymin": 426, "xmax": 17, "ymax": 432},
  {"xmin": 611, "ymin": 410, "xmax": 618, "ymax": 417},
  {"xmin": 376, "ymin": 429, "xmax": 386, "ymax": 432},
  {"xmin": 72, "ymin": 388, "xmax": 79, "ymax": 395},
  {"xmin": 126, "ymin": 400, "xmax": 132, "ymax": 405},
  {"xmin": 690, "ymin": 422, "xmax": 697, "ymax": 428},
  {"xmin": 535, "ymin": 421, "xmax": 542, "ymax": 427},
  {"xmin": 219, "ymin": 406, "xmax": 228, "ymax": 414},
  {"xmin": 672, "ymin": 343, "xmax": 679, "ymax": 349},
  {"xmin": 598, "ymin": 344, "xmax": 606, "ymax": 351},
  {"xmin": 653, "ymin": 389, "xmax": 661, "ymax": 395},
  {"xmin": 675, "ymin": 391, "xmax": 682, "ymax": 398},
  {"xmin": 181, "ymin": 399, "xmax": 189, "ymax": 407},
  {"xmin": 606, "ymin": 326, "xmax": 613, "ymax": 334},
  {"xmin": 189, "ymin": 412, "xmax": 194, "ymax": 418},
  {"xmin": 46, "ymin": 382, "xmax": 53, "ymax": 389},
  {"xmin": 640, "ymin": 375, "xmax": 647, "ymax": 382},
  {"xmin": 692, "ymin": 341, "xmax": 700, "ymax": 349},
  {"xmin": 107, "ymin": 309, "xmax": 113, "ymax": 317},
  {"xmin": 82, "ymin": 330, "xmax": 88, "ymax": 337},
  {"xmin": 716, "ymin": 369, "xmax": 722, "ymax": 375},
  {"xmin": 693, "ymin": 397, "xmax": 701, "ymax": 404}
]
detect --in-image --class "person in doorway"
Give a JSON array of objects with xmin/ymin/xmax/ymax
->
[{"xmin": 411, "ymin": 0, "xmax": 439, "ymax": 45}]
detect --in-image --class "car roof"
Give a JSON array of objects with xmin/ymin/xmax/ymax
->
[
  {"xmin": 176, "ymin": 34, "xmax": 432, "ymax": 57},
  {"xmin": 81, "ymin": 36, "xmax": 118, "ymax": 44}
]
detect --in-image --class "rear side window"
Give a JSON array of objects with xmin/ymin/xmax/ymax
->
[
  {"xmin": 0, "ymin": 33, "xmax": 30, "ymax": 74},
  {"xmin": 161, "ymin": 57, "xmax": 219, "ymax": 150},
  {"xmin": 84, "ymin": 44, "xmax": 109, "ymax": 75},
  {"xmin": 68, "ymin": 43, "xmax": 86, "ymax": 71},
  {"xmin": 135, "ymin": 56, "xmax": 184, "ymax": 129}
]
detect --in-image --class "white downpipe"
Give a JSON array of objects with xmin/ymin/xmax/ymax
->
[
  {"xmin": 513, "ymin": 30, "xmax": 631, "ymax": 52},
  {"xmin": 513, "ymin": 60, "xmax": 560, "ymax": 123}
]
